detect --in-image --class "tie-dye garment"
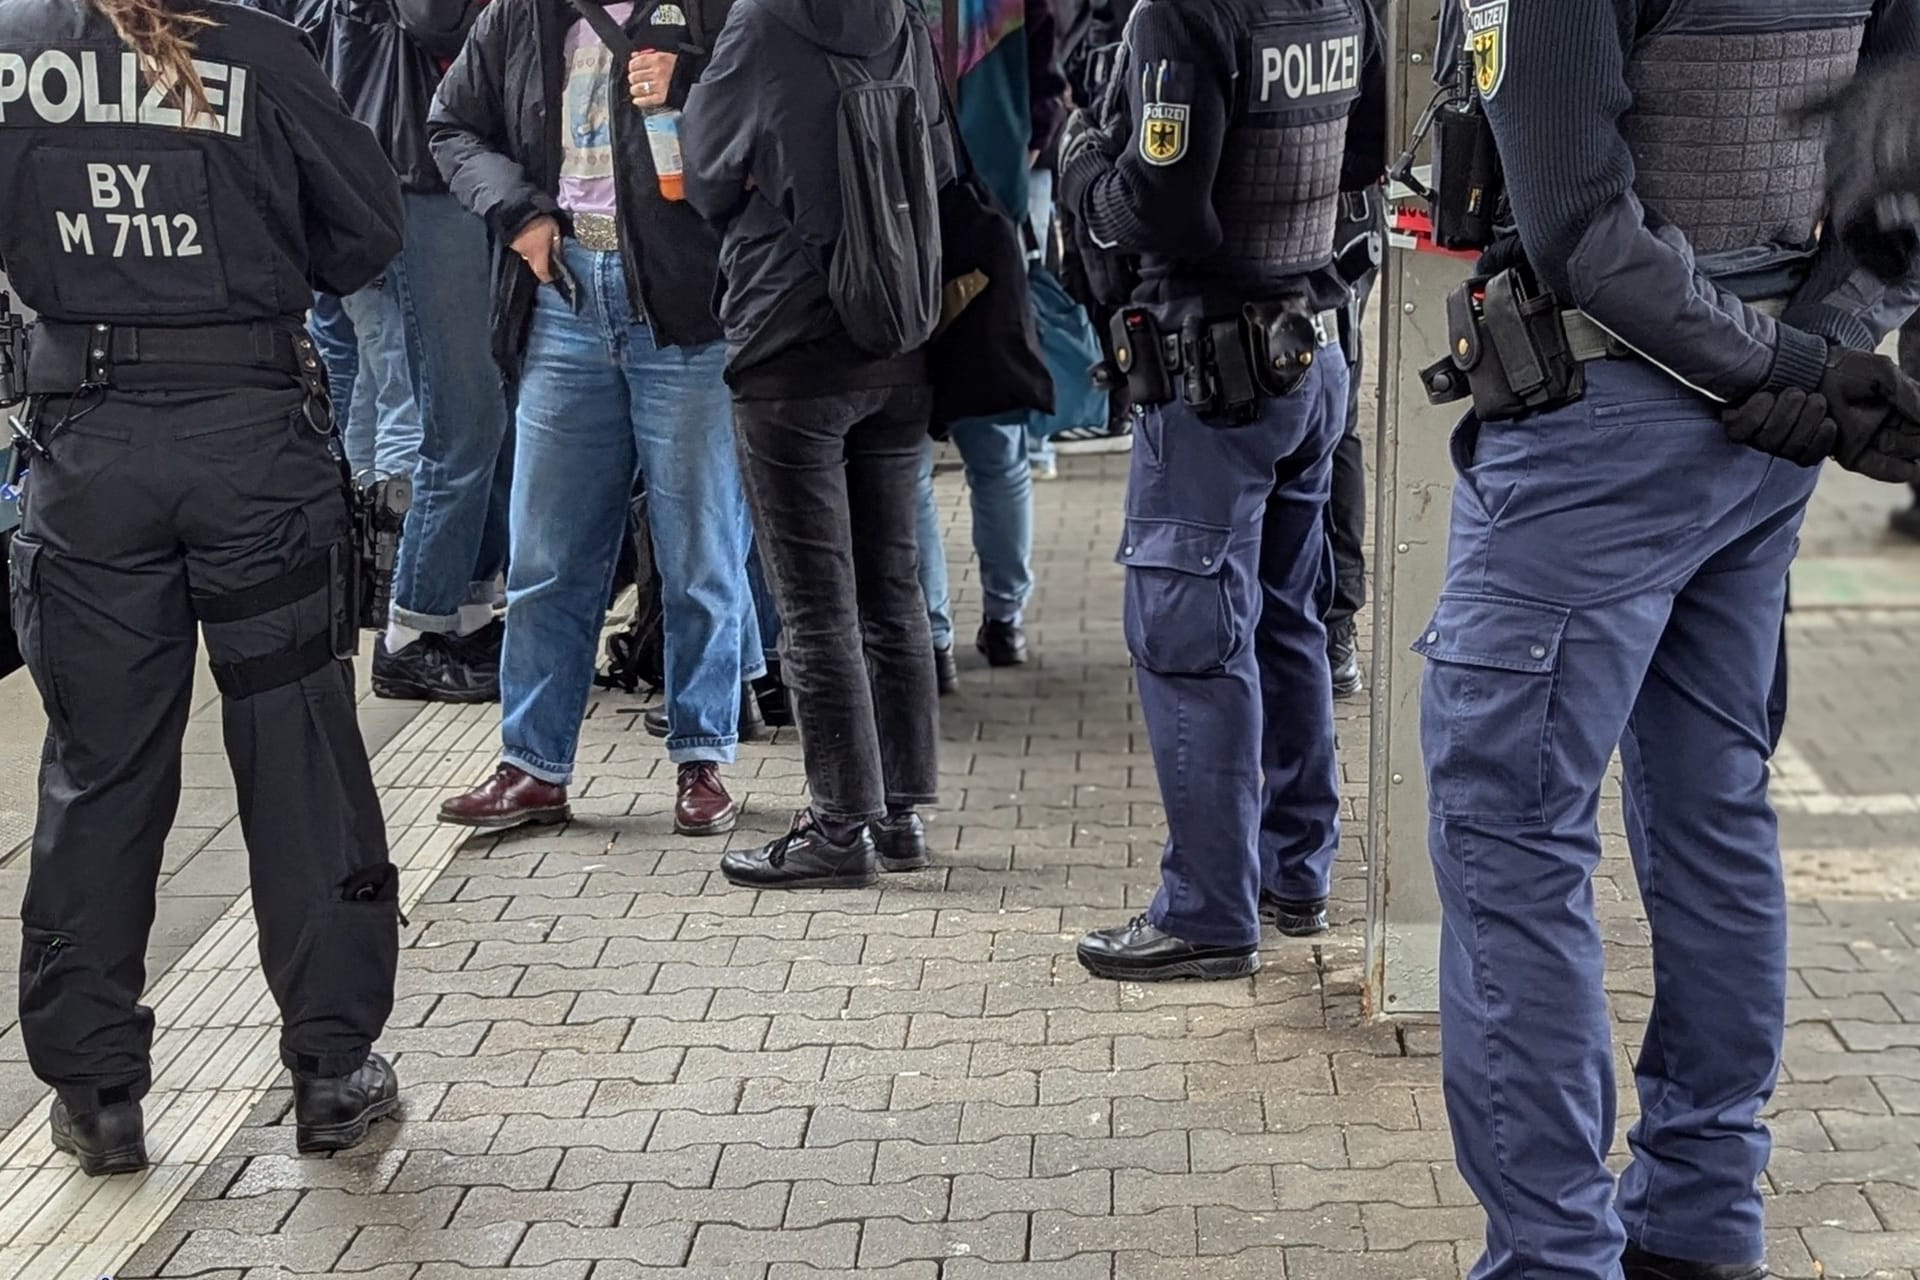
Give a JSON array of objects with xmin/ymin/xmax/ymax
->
[{"xmin": 924, "ymin": 0, "xmax": 1027, "ymax": 80}]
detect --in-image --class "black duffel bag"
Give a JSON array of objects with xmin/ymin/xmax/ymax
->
[{"xmin": 925, "ymin": 9, "xmax": 1052, "ymax": 427}]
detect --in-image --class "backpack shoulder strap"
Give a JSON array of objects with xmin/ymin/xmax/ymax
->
[{"xmin": 565, "ymin": 0, "xmax": 647, "ymax": 60}]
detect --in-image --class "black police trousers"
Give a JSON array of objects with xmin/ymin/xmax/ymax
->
[
  {"xmin": 10, "ymin": 390, "xmax": 396, "ymax": 1114},
  {"xmin": 1326, "ymin": 190, "xmax": 1382, "ymax": 631}
]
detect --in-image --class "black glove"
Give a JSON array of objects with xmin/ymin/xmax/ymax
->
[
  {"xmin": 1819, "ymin": 347, "xmax": 1920, "ymax": 484},
  {"xmin": 1723, "ymin": 387, "xmax": 1835, "ymax": 467},
  {"xmin": 1797, "ymin": 61, "xmax": 1920, "ymax": 283},
  {"xmin": 1058, "ymin": 108, "xmax": 1119, "ymax": 219}
]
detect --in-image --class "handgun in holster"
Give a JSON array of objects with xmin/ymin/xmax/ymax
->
[
  {"xmin": 352, "ymin": 474, "xmax": 412, "ymax": 632},
  {"xmin": 1421, "ymin": 265, "xmax": 1583, "ymax": 421}
]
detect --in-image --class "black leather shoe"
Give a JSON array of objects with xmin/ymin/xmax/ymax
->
[
  {"xmin": 373, "ymin": 635, "xmax": 499, "ymax": 704},
  {"xmin": 1261, "ymin": 894, "xmax": 1329, "ymax": 937},
  {"xmin": 934, "ymin": 646, "xmax": 960, "ymax": 696},
  {"xmin": 295, "ymin": 1052, "xmax": 401, "ymax": 1154},
  {"xmin": 872, "ymin": 811, "xmax": 929, "ymax": 872},
  {"xmin": 1077, "ymin": 915, "xmax": 1259, "ymax": 982},
  {"xmin": 753, "ymin": 665, "xmax": 795, "ymax": 727},
  {"xmin": 50, "ymin": 1098, "xmax": 148, "ymax": 1176},
  {"xmin": 644, "ymin": 706, "xmax": 670, "ymax": 738},
  {"xmin": 1622, "ymin": 1241, "xmax": 1766, "ymax": 1280},
  {"xmin": 1327, "ymin": 620, "xmax": 1363, "ymax": 700},
  {"xmin": 977, "ymin": 620, "xmax": 1028, "ymax": 667},
  {"xmin": 446, "ymin": 617, "xmax": 504, "ymax": 671},
  {"xmin": 721, "ymin": 811, "xmax": 879, "ymax": 890}
]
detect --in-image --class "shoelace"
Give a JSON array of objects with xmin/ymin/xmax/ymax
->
[{"xmin": 766, "ymin": 810, "xmax": 815, "ymax": 868}]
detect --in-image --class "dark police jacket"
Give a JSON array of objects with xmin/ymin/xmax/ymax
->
[
  {"xmin": 0, "ymin": 0, "xmax": 403, "ymax": 325},
  {"xmin": 428, "ymin": 0, "xmax": 731, "ymax": 374},
  {"xmin": 1061, "ymin": 0, "xmax": 1371, "ymax": 321},
  {"xmin": 1470, "ymin": 0, "xmax": 1920, "ymax": 404}
]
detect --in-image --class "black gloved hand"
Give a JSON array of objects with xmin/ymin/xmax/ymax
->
[
  {"xmin": 1797, "ymin": 61, "xmax": 1920, "ymax": 283},
  {"xmin": 1058, "ymin": 108, "xmax": 1119, "ymax": 219},
  {"xmin": 1723, "ymin": 387, "xmax": 1835, "ymax": 467},
  {"xmin": 1819, "ymin": 347, "xmax": 1920, "ymax": 484}
]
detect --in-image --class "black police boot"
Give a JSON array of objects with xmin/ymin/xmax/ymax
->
[
  {"xmin": 753, "ymin": 663, "xmax": 796, "ymax": 728},
  {"xmin": 373, "ymin": 635, "xmax": 499, "ymax": 704},
  {"xmin": 934, "ymin": 646, "xmax": 960, "ymax": 696},
  {"xmin": 50, "ymin": 1098, "xmax": 148, "ymax": 1177},
  {"xmin": 644, "ymin": 705, "xmax": 670, "ymax": 739},
  {"xmin": 1622, "ymin": 1241, "xmax": 1767, "ymax": 1280},
  {"xmin": 721, "ymin": 811, "xmax": 879, "ymax": 890},
  {"xmin": 1076, "ymin": 915, "xmax": 1259, "ymax": 982},
  {"xmin": 1327, "ymin": 620, "xmax": 1363, "ymax": 700},
  {"xmin": 977, "ymin": 620, "xmax": 1028, "ymax": 668},
  {"xmin": 1261, "ymin": 894, "xmax": 1330, "ymax": 938},
  {"xmin": 872, "ymin": 810, "xmax": 930, "ymax": 872},
  {"xmin": 294, "ymin": 1052, "xmax": 401, "ymax": 1154}
]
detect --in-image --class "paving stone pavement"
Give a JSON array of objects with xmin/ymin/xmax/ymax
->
[{"xmin": 10, "ymin": 445, "xmax": 1920, "ymax": 1279}]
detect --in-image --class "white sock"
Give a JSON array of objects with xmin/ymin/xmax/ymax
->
[
  {"xmin": 385, "ymin": 621, "xmax": 423, "ymax": 653},
  {"xmin": 458, "ymin": 602, "xmax": 497, "ymax": 635}
]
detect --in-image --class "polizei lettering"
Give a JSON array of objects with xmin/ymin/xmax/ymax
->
[
  {"xmin": 0, "ymin": 50, "xmax": 249, "ymax": 135},
  {"xmin": 1259, "ymin": 34, "xmax": 1360, "ymax": 104}
]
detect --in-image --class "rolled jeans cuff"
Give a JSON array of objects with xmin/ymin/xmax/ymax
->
[
  {"xmin": 501, "ymin": 749, "xmax": 572, "ymax": 788},
  {"xmin": 668, "ymin": 735, "xmax": 737, "ymax": 766},
  {"xmin": 389, "ymin": 604, "xmax": 461, "ymax": 635}
]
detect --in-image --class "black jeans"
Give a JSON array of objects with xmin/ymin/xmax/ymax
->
[
  {"xmin": 733, "ymin": 384, "xmax": 940, "ymax": 823},
  {"xmin": 1326, "ymin": 187, "xmax": 1384, "ymax": 631},
  {"xmin": 14, "ymin": 391, "xmax": 396, "ymax": 1111}
]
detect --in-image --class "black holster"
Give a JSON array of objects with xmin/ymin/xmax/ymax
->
[
  {"xmin": 1241, "ymin": 300, "xmax": 1322, "ymax": 400},
  {"xmin": 1422, "ymin": 267, "xmax": 1584, "ymax": 420},
  {"xmin": 351, "ymin": 475, "xmax": 411, "ymax": 632}
]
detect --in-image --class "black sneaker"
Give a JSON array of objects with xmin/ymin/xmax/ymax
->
[
  {"xmin": 446, "ymin": 617, "xmax": 504, "ymax": 671},
  {"xmin": 1621, "ymin": 1241, "xmax": 1766, "ymax": 1280},
  {"xmin": 1327, "ymin": 620, "xmax": 1363, "ymax": 700},
  {"xmin": 721, "ymin": 811, "xmax": 879, "ymax": 890},
  {"xmin": 872, "ymin": 811, "xmax": 930, "ymax": 872},
  {"xmin": 976, "ymin": 620, "xmax": 1028, "ymax": 668},
  {"xmin": 1260, "ymin": 893, "xmax": 1329, "ymax": 938},
  {"xmin": 1077, "ymin": 915, "xmax": 1258, "ymax": 982},
  {"xmin": 294, "ymin": 1052, "xmax": 401, "ymax": 1154},
  {"xmin": 50, "ymin": 1098, "xmax": 148, "ymax": 1176},
  {"xmin": 372, "ymin": 635, "xmax": 499, "ymax": 704},
  {"xmin": 643, "ymin": 689, "xmax": 764, "ymax": 742},
  {"xmin": 933, "ymin": 646, "xmax": 959, "ymax": 696}
]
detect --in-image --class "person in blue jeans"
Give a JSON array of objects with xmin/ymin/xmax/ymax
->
[
  {"xmin": 427, "ymin": 0, "xmax": 757, "ymax": 837},
  {"xmin": 337, "ymin": 278, "xmax": 423, "ymax": 482}
]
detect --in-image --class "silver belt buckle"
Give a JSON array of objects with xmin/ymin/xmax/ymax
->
[{"xmin": 571, "ymin": 212, "xmax": 620, "ymax": 252}]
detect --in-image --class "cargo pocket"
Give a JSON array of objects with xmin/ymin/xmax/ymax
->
[
  {"xmin": 1118, "ymin": 518, "xmax": 1240, "ymax": 674},
  {"xmin": 276, "ymin": 862, "xmax": 400, "ymax": 1056},
  {"xmin": 1412, "ymin": 594, "xmax": 1569, "ymax": 825},
  {"xmin": 8, "ymin": 536, "xmax": 67, "ymax": 730}
]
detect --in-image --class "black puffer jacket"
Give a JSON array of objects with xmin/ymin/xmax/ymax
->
[
  {"xmin": 428, "ymin": 0, "xmax": 732, "ymax": 372},
  {"xmin": 326, "ymin": 0, "xmax": 485, "ymax": 193}
]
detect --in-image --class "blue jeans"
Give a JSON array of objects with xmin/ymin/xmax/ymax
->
[
  {"xmin": 308, "ymin": 293, "xmax": 367, "ymax": 440},
  {"xmin": 338, "ymin": 278, "xmax": 422, "ymax": 481},
  {"xmin": 387, "ymin": 193, "xmax": 513, "ymax": 632},
  {"xmin": 1024, "ymin": 170, "xmax": 1057, "ymax": 473},
  {"xmin": 915, "ymin": 420, "xmax": 1033, "ymax": 637},
  {"xmin": 501, "ymin": 243, "xmax": 761, "ymax": 779},
  {"xmin": 1418, "ymin": 359, "xmax": 1818, "ymax": 1278}
]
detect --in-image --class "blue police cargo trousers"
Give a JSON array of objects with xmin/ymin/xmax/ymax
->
[
  {"xmin": 1126, "ymin": 358, "xmax": 1346, "ymax": 949},
  {"xmin": 1416, "ymin": 359, "xmax": 1820, "ymax": 1279}
]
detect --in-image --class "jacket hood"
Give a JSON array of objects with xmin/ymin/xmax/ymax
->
[{"xmin": 759, "ymin": 0, "xmax": 904, "ymax": 58}]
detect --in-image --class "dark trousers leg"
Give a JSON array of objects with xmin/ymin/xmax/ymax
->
[
  {"xmin": 181, "ymin": 418, "xmax": 395, "ymax": 1079},
  {"xmin": 1326, "ymin": 189, "xmax": 1382, "ymax": 630},
  {"xmin": 13, "ymin": 465, "xmax": 196, "ymax": 1112},
  {"xmin": 734, "ymin": 391, "xmax": 887, "ymax": 823},
  {"xmin": 844, "ymin": 388, "xmax": 941, "ymax": 809}
]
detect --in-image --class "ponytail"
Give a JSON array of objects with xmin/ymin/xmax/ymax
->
[{"xmin": 89, "ymin": 0, "xmax": 218, "ymax": 122}]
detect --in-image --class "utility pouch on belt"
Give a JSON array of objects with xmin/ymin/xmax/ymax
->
[
  {"xmin": 1108, "ymin": 308, "xmax": 1175, "ymax": 409},
  {"xmin": 1242, "ymin": 301, "xmax": 1321, "ymax": 400},
  {"xmin": 1422, "ymin": 267, "xmax": 1583, "ymax": 420}
]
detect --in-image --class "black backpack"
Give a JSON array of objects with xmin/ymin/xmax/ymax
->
[{"xmin": 826, "ymin": 28, "xmax": 943, "ymax": 359}]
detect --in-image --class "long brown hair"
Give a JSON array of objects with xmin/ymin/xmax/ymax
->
[{"xmin": 90, "ymin": 0, "xmax": 218, "ymax": 122}]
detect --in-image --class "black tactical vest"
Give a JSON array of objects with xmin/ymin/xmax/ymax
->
[
  {"xmin": 1210, "ymin": 0, "xmax": 1364, "ymax": 285},
  {"xmin": 1620, "ymin": 1, "xmax": 1869, "ymax": 257}
]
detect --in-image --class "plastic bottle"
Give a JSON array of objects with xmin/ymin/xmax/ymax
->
[{"xmin": 643, "ymin": 107, "xmax": 685, "ymax": 202}]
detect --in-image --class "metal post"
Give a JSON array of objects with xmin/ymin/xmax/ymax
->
[{"xmin": 1365, "ymin": 0, "xmax": 1472, "ymax": 1016}]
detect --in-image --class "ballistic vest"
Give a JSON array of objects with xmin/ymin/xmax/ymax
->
[
  {"xmin": 1619, "ymin": 3, "xmax": 1867, "ymax": 257},
  {"xmin": 1209, "ymin": 0, "xmax": 1364, "ymax": 286}
]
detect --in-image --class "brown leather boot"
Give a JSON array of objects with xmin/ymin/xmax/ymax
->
[
  {"xmin": 675, "ymin": 762, "xmax": 738, "ymax": 836},
  {"xmin": 439, "ymin": 765, "xmax": 570, "ymax": 831}
]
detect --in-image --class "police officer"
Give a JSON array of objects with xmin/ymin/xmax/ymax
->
[
  {"xmin": 1415, "ymin": 2, "xmax": 1920, "ymax": 1277},
  {"xmin": 1060, "ymin": 0, "xmax": 1372, "ymax": 981},
  {"xmin": 0, "ymin": 0, "xmax": 406, "ymax": 1174}
]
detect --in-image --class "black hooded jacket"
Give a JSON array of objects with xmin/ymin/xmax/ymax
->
[
  {"xmin": 681, "ymin": 0, "xmax": 955, "ymax": 395},
  {"xmin": 428, "ymin": 0, "xmax": 733, "ymax": 376},
  {"xmin": 326, "ymin": 1, "xmax": 487, "ymax": 194}
]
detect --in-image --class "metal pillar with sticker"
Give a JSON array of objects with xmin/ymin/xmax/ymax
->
[{"xmin": 0, "ymin": 0, "xmax": 410, "ymax": 1177}]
